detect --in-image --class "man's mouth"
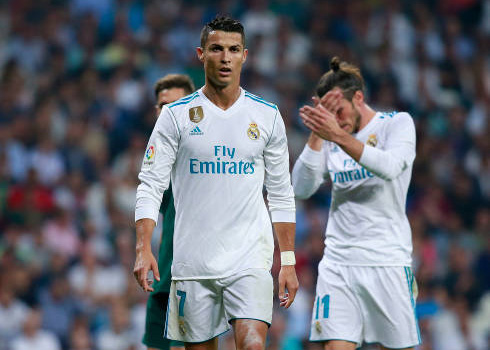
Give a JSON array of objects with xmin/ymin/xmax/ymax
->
[{"xmin": 219, "ymin": 67, "xmax": 231, "ymax": 76}]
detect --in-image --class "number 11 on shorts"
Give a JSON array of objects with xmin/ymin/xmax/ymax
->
[
  {"xmin": 177, "ymin": 290, "xmax": 186, "ymax": 317},
  {"xmin": 315, "ymin": 294, "xmax": 330, "ymax": 319}
]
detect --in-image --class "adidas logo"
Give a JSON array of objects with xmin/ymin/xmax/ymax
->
[{"xmin": 189, "ymin": 125, "xmax": 203, "ymax": 135}]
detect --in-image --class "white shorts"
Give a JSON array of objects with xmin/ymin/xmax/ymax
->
[
  {"xmin": 165, "ymin": 268, "xmax": 273, "ymax": 343},
  {"xmin": 310, "ymin": 260, "xmax": 421, "ymax": 348}
]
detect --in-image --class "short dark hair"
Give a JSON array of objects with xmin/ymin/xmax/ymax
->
[
  {"xmin": 200, "ymin": 16, "xmax": 245, "ymax": 48},
  {"xmin": 154, "ymin": 74, "xmax": 195, "ymax": 99},
  {"xmin": 316, "ymin": 57, "xmax": 365, "ymax": 101}
]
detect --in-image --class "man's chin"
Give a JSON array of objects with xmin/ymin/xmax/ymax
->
[{"xmin": 210, "ymin": 78, "xmax": 231, "ymax": 88}]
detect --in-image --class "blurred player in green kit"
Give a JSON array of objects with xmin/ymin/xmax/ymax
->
[{"xmin": 142, "ymin": 74, "xmax": 195, "ymax": 350}]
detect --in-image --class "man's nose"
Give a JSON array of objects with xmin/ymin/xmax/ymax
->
[{"xmin": 221, "ymin": 50, "xmax": 231, "ymax": 62}]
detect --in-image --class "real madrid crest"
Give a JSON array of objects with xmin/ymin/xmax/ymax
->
[
  {"xmin": 315, "ymin": 321, "xmax": 322, "ymax": 333},
  {"xmin": 178, "ymin": 319, "xmax": 186, "ymax": 335},
  {"xmin": 366, "ymin": 134, "xmax": 378, "ymax": 147},
  {"xmin": 412, "ymin": 278, "xmax": 419, "ymax": 299},
  {"xmin": 247, "ymin": 123, "xmax": 260, "ymax": 140},
  {"xmin": 189, "ymin": 106, "xmax": 204, "ymax": 123}
]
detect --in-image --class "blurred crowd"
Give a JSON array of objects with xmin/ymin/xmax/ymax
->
[{"xmin": 0, "ymin": 0, "xmax": 489, "ymax": 349}]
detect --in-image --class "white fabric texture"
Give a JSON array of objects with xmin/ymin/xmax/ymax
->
[
  {"xmin": 292, "ymin": 111, "xmax": 416, "ymax": 265},
  {"xmin": 136, "ymin": 88, "xmax": 295, "ymax": 279}
]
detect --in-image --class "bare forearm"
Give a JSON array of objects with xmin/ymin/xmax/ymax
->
[
  {"xmin": 135, "ymin": 218, "xmax": 156, "ymax": 252},
  {"xmin": 332, "ymin": 131, "xmax": 364, "ymax": 162},
  {"xmin": 274, "ymin": 222, "xmax": 298, "ymax": 308},
  {"xmin": 307, "ymin": 132, "xmax": 323, "ymax": 151},
  {"xmin": 273, "ymin": 222, "xmax": 295, "ymax": 252},
  {"xmin": 134, "ymin": 218, "xmax": 159, "ymax": 291}
]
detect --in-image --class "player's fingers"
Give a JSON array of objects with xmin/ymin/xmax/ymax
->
[
  {"xmin": 316, "ymin": 103, "xmax": 329, "ymax": 114},
  {"xmin": 331, "ymin": 94, "xmax": 342, "ymax": 114},
  {"xmin": 279, "ymin": 292, "xmax": 289, "ymax": 307},
  {"xmin": 304, "ymin": 105, "xmax": 328, "ymax": 122},
  {"xmin": 309, "ymin": 105, "xmax": 335, "ymax": 125},
  {"xmin": 285, "ymin": 281, "xmax": 298, "ymax": 308},
  {"xmin": 133, "ymin": 265, "xmax": 144, "ymax": 287},
  {"xmin": 278, "ymin": 277, "xmax": 286, "ymax": 301},
  {"xmin": 323, "ymin": 98, "xmax": 339, "ymax": 115},
  {"xmin": 141, "ymin": 266, "xmax": 150, "ymax": 291},
  {"xmin": 319, "ymin": 91, "xmax": 330, "ymax": 104},
  {"xmin": 300, "ymin": 105, "xmax": 316, "ymax": 115},
  {"xmin": 303, "ymin": 106, "xmax": 333, "ymax": 130},
  {"xmin": 321, "ymin": 90, "xmax": 342, "ymax": 113},
  {"xmin": 152, "ymin": 259, "xmax": 160, "ymax": 281},
  {"xmin": 300, "ymin": 109, "xmax": 315, "ymax": 124},
  {"xmin": 320, "ymin": 90, "xmax": 337, "ymax": 108},
  {"xmin": 312, "ymin": 96, "xmax": 320, "ymax": 107},
  {"xmin": 300, "ymin": 113, "xmax": 319, "ymax": 132}
]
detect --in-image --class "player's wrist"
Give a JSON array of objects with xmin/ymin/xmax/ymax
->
[
  {"xmin": 135, "ymin": 242, "xmax": 152, "ymax": 254},
  {"xmin": 307, "ymin": 133, "xmax": 323, "ymax": 151},
  {"xmin": 280, "ymin": 251, "xmax": 296, "ymax": 266}
]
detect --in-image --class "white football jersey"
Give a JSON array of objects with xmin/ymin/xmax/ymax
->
[
  {"xmin": 136, "ymin": 88, "xmax": 295, "ymax": 279},
  {"xmin": 293, "ymin": 111, "xmax": 416, "ymax": 265}
]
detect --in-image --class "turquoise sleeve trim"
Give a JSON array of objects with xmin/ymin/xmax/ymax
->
[
  {"xmin": 168, "ymin": 92, "xmax": 199, "ymax": 108},
  {"xmin": 244, "ymin": 93, "xmax": 277, "ymax": 110}
]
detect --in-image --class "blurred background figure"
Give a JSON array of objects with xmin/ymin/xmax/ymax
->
[
  {"xmin": 0, "ymin": 0, "xmax": 488, "ymax": 349},
  {"xmin": 0, "ymin": 282, "xmax": 30, "ymax": 350},
  {"xmin": 10, "ymin": 308, "xmax": 61, "ymax": 350},
  {"xmin": 96, "ymin": 297, "xmax": 138, "ymax": 350}
]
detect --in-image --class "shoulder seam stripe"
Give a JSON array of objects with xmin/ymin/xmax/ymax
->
[
  {"xmin": 379, "ymin": 111, "xmax": 398, "ymax": 119},
  {"xmin": 169, "ymin": 91, "xmax": 198, "ymax": 105},
  {"xmin": 167, "ymin": 91, "xmax": 199, "ymax": 107},
  {"xmin": 266, "ymin": 108, "xmax": 279, "ymax": 147},
  {"xmin": 179, "ymin": 91, "xmax": 199, "ymax": 101},
  {"xmin": 166, "ymin": 107, "xmax": 181, "ymax": 138},
  {"xmin": 244, "ymin": 91, "xmax": 273, "ymax": 104},
  {"xmin": 168, "ymin": 91, "xmax": 197, "ymax": 107},
  {"xmin": 245, "ymin": 94, "xmax": 276, "ymax": 109},
  {"xmin": 168, "ymin": 94, "xmax": 199, "ymax": 108},
  {"xmin": 245, "ymin": 91, "xmax": 261, "ymax": 99}
]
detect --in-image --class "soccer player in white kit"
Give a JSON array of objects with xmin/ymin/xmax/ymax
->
[
  {"xmin": 133, "ymin": 16, "xmax": 298, "ymax": 350},
  {"xmin": 292, "ymin": 57, "xmax": 421, "ymax": 350}
]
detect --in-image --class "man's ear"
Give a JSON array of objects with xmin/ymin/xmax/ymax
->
[
  {"xmin": 242, "ymin": 48, "xmax": 248, "ymax": 64},
  {"xmin": 353, "ymin": 90, "xmax": 364, "ymax": 107},
  {"xmin": 196, "ymin": 47, "xmax": 204, "ymax": 62}
]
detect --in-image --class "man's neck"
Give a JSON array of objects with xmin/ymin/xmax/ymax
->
[
  {"xmin": 202, "ymin": 83, "xmax": 241, "ymax": 110},
  {"xmin": 358, "ymin": 104, "xmax": 377, "ymax": 131}
]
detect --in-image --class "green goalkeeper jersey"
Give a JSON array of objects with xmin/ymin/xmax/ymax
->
[{"xmin": 152, "ymin": 184, "xmax": 175, "ymax": 294}]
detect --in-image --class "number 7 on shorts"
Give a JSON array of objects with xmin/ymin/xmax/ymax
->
[{"xmin": 177, "ymin": 290, "xmax": 186, "ymax": 317}]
